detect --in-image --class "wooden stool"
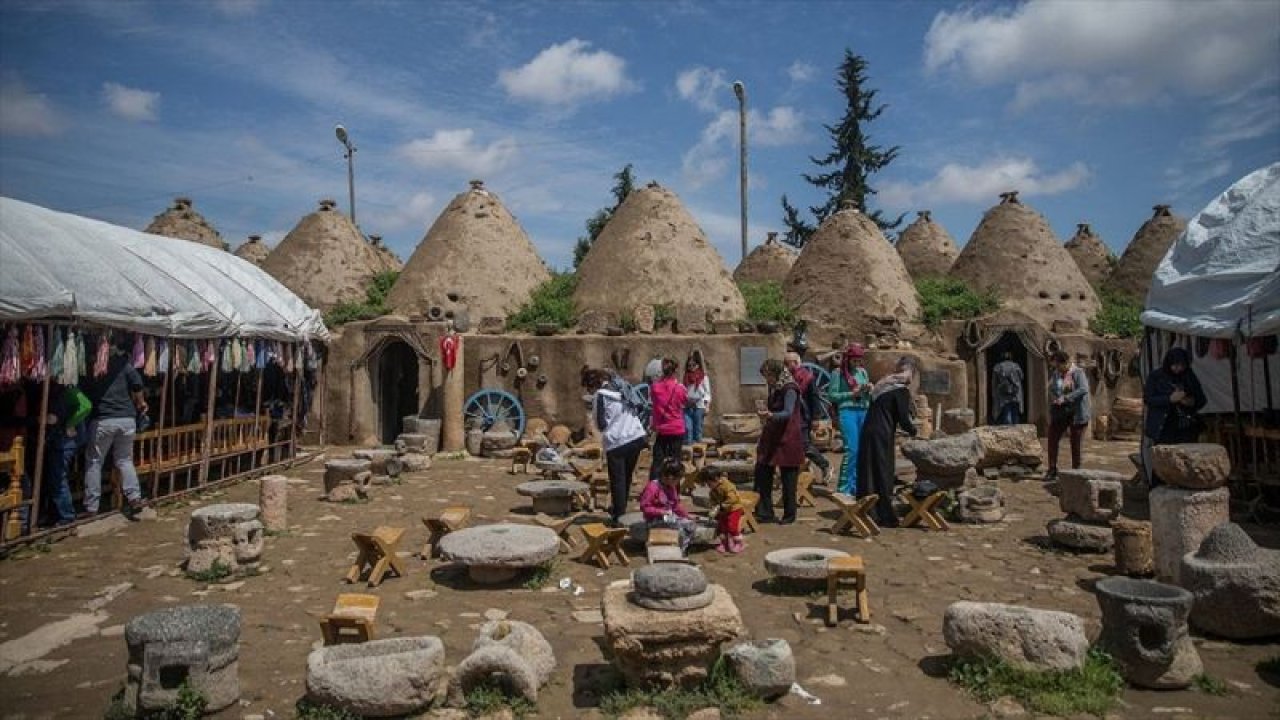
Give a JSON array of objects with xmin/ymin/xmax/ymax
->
[
  {"xmin": 579, "ymin": 523, "xmax": 629, "ymax": 569},
  {"xmin": 319, "ymin": 593, "xmax": 379, "ymax": 645},
  {"xmin": 830, "ymin": 493, "xmax": 881, "ymax": 538},
  {"xmin": 680, "ymin": 463, "xmax": 703, "ymax": 495},
  {"xmin": 535, "ymin": 512, "xmax": 582, "ymax": 553},
  {"xmin": 421, "ymin": 506, "xmax": 471, "ymax": 558},
  {"xmin": 689, "ymin": 443, "xmax": 708, "ymax": 467},
  {"xmin": 646, "ymin": 527, "xmax": 684, "ymax": 563},
  {"xmin": 510, "ymin": 447, "xmax": 533, "ymax": 474},
  {"xmin": 825, "ymin": 555, "xmax": 870, "ymax": 626},
  {"xmin": 901, "ymin": 490, "xmax": 950, "ymax": 531},
  {"xmin": 796, "ymin": 471, "xmax": 816, "ymax": 508},
  {"xmin": 738, "ymin": 491, "xmax": 761, "ymax": 534},
  {"xmin": 346, "ymin": 526, "xmax": 406, "ymax": 587}
]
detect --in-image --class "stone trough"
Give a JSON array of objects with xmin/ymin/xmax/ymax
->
[{"xmin": 437, "ymin": 524, "xmax": 559, "ymax": 584}]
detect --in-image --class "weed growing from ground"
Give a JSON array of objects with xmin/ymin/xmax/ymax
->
[
  {"xmin": 185, "ymin": 559, "xmax": 232, "ymax": 583},
  {"xmin": 294, "ymin": 698, "xmax": 359, "ymax": 720},
  {"xmin": 464, "ymin": 680, "xmax": 536, "ymax": 718},
  {"xmin": 1194, "ymin": 673, "xmax": 1230, "ymax": 696},
  {"xmin": 947, "ymin": 648, "xmax": 1124, "ymax": 717},
  {"xmin": 522, "ymin": 560, "xmax": 557, "ymax": 590},
  {"xmin": 599, "ymin": 658, "xmax": 761, "ymax": 719}
]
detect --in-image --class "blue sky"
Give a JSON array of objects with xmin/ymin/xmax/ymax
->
[{"xmin": 2, "ymin": 0, "xmax": 1277, "ymax": 272}]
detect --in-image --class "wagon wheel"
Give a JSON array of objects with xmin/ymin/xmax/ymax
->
[
  {"xmin": 634, "ymin": 383, "xmax": 653, "ymax": 429},
  {"xmin": 801, "ymin": 362, "xmax": 833, "ymax": 421},
  {"xmin": 463, "ymin": 389, "xmax": 526, "ymax": 436}
]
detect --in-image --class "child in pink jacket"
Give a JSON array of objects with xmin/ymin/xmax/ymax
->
[{"xmin": 639, "ymin": 458, "xmax": 696, "ymax": 551}]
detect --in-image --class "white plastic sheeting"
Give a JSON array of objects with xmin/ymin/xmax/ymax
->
[
  {"xmin": 1141, "ymin": 162, "xmax": 1280, "ymax": 339},
  {"xmin": 0, "ymin": 197, "xmax": 328, "ymax": 342}
]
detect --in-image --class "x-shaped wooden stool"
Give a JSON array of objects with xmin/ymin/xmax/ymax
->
[
  {"xmin": 320, "ymin": 593, "xmax": 380, "ymax": 645},
  {"xmin": 901, "ymin": 489, "xmax": 950, "ymax": 531},
  {"xmin": 825, "ymin": 555, "xmax": 870, "ymax": 626},
  {"xmin": 680, "ymin": 463, "xmax": 703, "ymax": 495},
  {"xmin": 510, "ymin": 447, "xmax": 533, "ymax": 474},
  {"xmin": 738, "ymin": 491, "xmax": 761, "ymax": 534},
  {"xmin": 688, "ymin": 443, "xmax": 708, "ymax": 467},
  {"xmin": 535, "ymin": 511, "xmax": 583, "ymax": 553},
  {"xmin": 579, "ymin": 523, "xmax": 629, "ymax": 569},
  {"xmin": 796, "ymin": 471, "xmax": 817, "ymax": 508},
  {"xmin": 421, "ymin": 506, "xmax": 472, "ymax": 558},
  {"xmin": 346, "ymin": 526, "xmax": 407, "ymax": 587},
  {"xmin": 829, "ymin": 493, "xmax": 881, "ymax": 538}
]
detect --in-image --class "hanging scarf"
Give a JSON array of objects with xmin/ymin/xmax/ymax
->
[
  {"xmin": 229, "ymin": 338, "xmax": 241, "ymax": 370},
  {"xmin": 219, "ymin": 340, "xmax": 231, "ymax": 373},
  {"xmin": 0, "ymin": 327, "xmax": 19, "ymax": 387},
  {"xmin": 254, "ymin": 340, "xmax": 266, "ymax": 370},
  {"xmin": 131, "ymin": 333, "xmax": 145, "ymax": 369},
  {"xmin": 871, "ymin": 370, "xmax": 912, "ymax": 401},
  {"xmin": 19, "ymin": 325, "xmax": 35, "ymax": 378},
  {"xmin": 244, "ymin": 339, "xmax": 255, "ymax": 368},
  {"xmin": 158, "ymin": 339, "xmax": 170, "ymax": 375},
  {"xmin": 31, "ymin": 325, "xmax": 47, "ymax": 381},
  {"xmin": 840, "ymin": 344, "xmax": 866, "ymax": 391},
  {"xmin": 94, "ymin": 333, "xmax": 110, "ymax": 378},
  {"xmin": 683, "ymin": 366, "xmax": 705, "ymax": 389},
  {"xmin": 202, "ymin": 339, "xmax": 216, "ymax": 372},
  {"xmin": 239, "ymin": 340, "xmax": 251, "ymax": 373},
  {"xmin": 50, "ymin": 327, "xmax": 65, "ymax": 381},
  {"xmin": 64, "ymin": 330, "xmax": 81, "ymax": 385},
  {"xmin": 76, "ymin": 331, "xmax": 87, "ymax": 379},
  {"xmin": 1050, "ymin": 363, "xmax": 1078, "ymax": 400},
  {"xmin": 143, "ymin": 337, "xmax": 157, "ymax": 377}
]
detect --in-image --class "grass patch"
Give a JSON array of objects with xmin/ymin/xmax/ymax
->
[
  {"xmin": 263, "ymin": 528, "xmax": 291, "ymax": 538},
  {"xmin": 947, "ymin": 648, "xmax": 1124, "ymax": 717},
  {"xmin": 599, "ymin": 658, "xmax": 761, "ymax": 719},
  {"xmin": 654, "ymin": 303, "xmax": 675, "ymax": 328},
  {"xmin": 1194, "ymin": 673, "xmax": 1230, "ymax": 696},
  {"xmin": 916, "ymin": 277, "xmax": 1000, "ymax": 330},
  {"xmin": 1090, "ymin": 287, "xmax": 1143, "ymax": 338},
  {"xmin": 105, "ymin": 681, "xmax": 207, "ymax": 720},
  {"xmin": 464, "ymin": 680, "xmax": 537, "ymax": 718},
  {"xmin": 185, "ymin": 559, "xmax": 232, "ymax": 583},
  {"xmin": 295, "ymin": 698, "xmax": 359, "ymax": 720},
  {"xmin": 324, "ymin": 270, "xmax": 399, "ymax": 327},
  {"xmin": 507, "ymin": 271, "xmax": 578, "ymax": 332},
  {"xmin": 522, "ymin": 560, "xmax": 557, "ymax": 590},
  {"xmin": 738, "ymin": 281, "xmax": 796, "ymax": 328}
]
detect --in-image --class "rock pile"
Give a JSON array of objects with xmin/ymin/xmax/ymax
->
[
  {"xmin": 1180, "ymin": 523, "xmax": 1280, "ymax": 639},
  {"xmin": 184, "ymin": 503, "xmax": 264, "ymax": 573},
  {"xmin": 438, "ymin": 524, "xmax": 559, "ymax": 584},
  {"xmin": 306, "ymin": 636, "xmax": 447, "ymax": 717},
  {"xmin": 1046, "ymin": 469, "xmax": 1125, "ymax": 553},
  {"xmin": 943, "ymin": 601, "xmax": 1089, "ymax": 671},
  {"xmin": 124, "ymin": 605, "xmax": 241, "ymax": 714}
]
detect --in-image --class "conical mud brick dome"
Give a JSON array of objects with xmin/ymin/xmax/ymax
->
[
  {"xmin": 145, "ymin": 197, "xmax": 226, "ymax": 250},
  {"xmin": 733, "ymin": 232, "xmax": 797, "ymax": 284},
  {"xmin": 950, "ymin": 191, "xmax": 1100, "ymax": 329},
  {"xmin": 387, "ymin": 180, "xmax": 549, "ymax": 322},
  {"xmin": 574, "ymin": 182, "xmax": 746, "ymax": 320},
  {"xmin": 367, "ymin": 235, "xmax": 403, "ymax": 274},
  {"xmin": 1063, "ymin": 223, "xmax": 1113, "ymax": 287},
  {"xmin": 261, "ymin": 199, "xmax": 382, "ymax": 311},
  {"xmin": 783, "ymin": 202, "xmax": 920, "ymax": 332},
  {"xmin": 895, "ymin": 210, "xmax": 959, "ymax": 279},
  {"xmin": 232, "ymin": 234, "xmax": 271, "ymax": 266},
  {"xmin": 1105, "ymin": 204, "xmax": 1187, "ymax": 301}
]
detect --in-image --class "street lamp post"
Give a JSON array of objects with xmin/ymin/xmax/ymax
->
[
  {"xmin": 732, "ymin": 81, "xmax": 747, "ymax": 262},
  {"xmin": 335, "ymin": 124, "xmax": 356, "ymax": 225}
]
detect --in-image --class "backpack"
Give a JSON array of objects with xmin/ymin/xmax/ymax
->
[
  {"xmin": 608, "ymin": 374, "xmax": 649, "ymax": 416},
  {"xmin": 994, "ymin": 364, "xmax": 1019, "ymax": 399}
]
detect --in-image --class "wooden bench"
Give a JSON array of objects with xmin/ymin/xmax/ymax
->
[
  {"xmin": 319, "ymin": 593, "xmax": 379, "ymax": 645},
  {"xmin": 826, "ymin": 555, "xmax": 870, "ymax": 626},
  {"xmin": 579, "ymin": 523, "xmax": 629, "ymax": 569},
  {"xmin": 421, "ymin": 506, "xmax": 471, "ymax": 558},
  {"xmin": 901, "ymin": 489, "xmax": 950, "ymax": 531},
  {"xmin": 346, "ymin": 526, "xmax": 406, "ymax": 587},
  {"xmin": 829, "ymin": 493, "xmax": 881, "ymax": 538},
  {"xmin": 0, "ymin": 437, "xmax": 25, "ymax": 541}
]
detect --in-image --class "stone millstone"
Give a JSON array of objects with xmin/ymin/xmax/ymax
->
[
  {"xmin": 438, "ymin": 524, "xmax": 559, "ymax": 582},
  {"xmin": 764, "ymin": 547, "xmax": 851, "ymax": 581},
  {"xmin": 1047, "ymin": 516, "xmax": 1113, "ymax": 553},
  {"xmin": 1180, "ymin": 523, "xmax": 1280, "ymax": 639},
  {"xmin": 634, "ymin": 564, "xmax": 709, "ymax": 600},
  {"xmin": 1150, "ymin": 443, "xmax": 1231, "ymax": 490},
  {"xmin": 957, "ymin": 485, "xmax": 1006, "ymax": 523},
  {"xmin": 632, "ymin": 586, "xmax": 716, "ymax": 611}
]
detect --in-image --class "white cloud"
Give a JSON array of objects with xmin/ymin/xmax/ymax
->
[
  {"xmin": 259, "ymin": 230, "xmax": 286, "ymax": 248},
  {"xmin": 102, "ymin": 82, "xmax": 160, "ymax": 121},
  {"xmin": 212, "ymin": 0, "xmax": 263, "ymax": 17},
  {"xmin": 681, "ymin": 107, "xmax": 805, "ymax": 188},
  {"xmin": 0, "ymin": 74, "xmax": 66, "ymax": 136},
  {"xmin": 787, "ymin": 61, "xmax": 817, "ymax": 84},
  {"xmin": 924, "ymin": 0, "xmax": 1280, "ymax": 109},
  {"xmin": 676, "ymin": 66, "xmax": 729, "ymax": 112},
  {"xmin": 1165, "ymin": 86, "xmax": 1280, "ymax": 195},
  {"xmin": 377, "ymin": 191, "xmax": 438, "ymax": 233},
  {"xmin": 499, "ymin": 38, "xmax": 635, "ymax": 107},
  {"xmin": 399, "ymin": 129, "xmax": 518, "ymax": 176},
  {"xmin": 878, "ymin": 157, "xmax": 1091, "ymax": 209}
]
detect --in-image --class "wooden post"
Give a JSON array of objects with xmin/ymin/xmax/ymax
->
[
  {"xmin": 198, "ymin": 344, "xmax": 219, "ymax": 486},
  {"xmin": 29, "ymin": 337, "xmax": 53, "ymax": 536},
  {"xmin": 441, "ymin": 335, "xmax": 464, "ymax": 452},
  {"xmin": 289, "ymin": 343, "xmax": 302, "ymax": 461},
  {"xmin": 252, "ymin": 363, "xmax": 264, "ymax": 467}
]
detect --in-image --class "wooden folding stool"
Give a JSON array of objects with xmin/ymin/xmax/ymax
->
[
  {"xmin": 825, "ymin": 555, "xmax": 870, "ymax": 626},
  {"xmin": 320, "ymin": 593, "xmax": 380, "ymax": 645},
  {"xmin": 346, "ymin": 526, "xmax": 407, "ymax": 587},
  {"xmin": 535, "ymin": 512, "xmax": 583, "ymax": 553},
  {"xmin": 796, "ymin": 471, "xmax": 817, "ymax": 508},
  {"xmin": 579, "ymin": 523, "xmax": 629, "ymax": 569},
  {"xmin": 421, "ymin": 505, "xmax": 472, "ymax": 558},
  {"xmin": 688, "ymin": 443, "xmax": 708, "ymax": 467},
  {"xmin": 901, "ymin": 489, "xmax": 950, "ymax": 531},
  {"xmin": 829, "ymin": 493, "xmax": 881, "ymax": 538},
  {"xmin": 680, "ymin": 463, "xmax": 703, "ymax": 495},
  {"xmin": 737, "ymin": 490, "xmax": 761, "ymax": 534},
  {"xmin": 510, "ymin": 447, "xmax": 533, "ymax": 474}
]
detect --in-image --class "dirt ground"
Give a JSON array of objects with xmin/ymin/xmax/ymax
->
[{"xmin": 1, "ymin": 439, "xmax": 1277, "ymax": 720}]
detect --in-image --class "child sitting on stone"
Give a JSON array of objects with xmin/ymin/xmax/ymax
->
[
  {"xmin": 639, "ymin": 458, "xmax": 696, "ymax": 551},
  {"xmin": 704, "ymin": 472, "xmax": 745, "ymax": 554}
]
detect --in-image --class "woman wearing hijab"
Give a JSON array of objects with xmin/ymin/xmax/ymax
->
[
  {"xmin": 826, "ymin": 343, "xmax": 871, "ymax": 495},
  {"xmin": 753, "ymin": 358, "xmax": 806, "ymax": 524},
  {"xmin": 1143, "ymin": 346, "xmax": 1207, "ymax": 485},
  {"xmin": 683, "ymin": 356, "xmax": 711, "ymax": 444},
  {"xmin": 1045, "ymin": 350, "xmax": 1092, "ymax": 479},
  {"xmin": 857, "ymin": 357, "xmax": 918, "ymax": 527}
]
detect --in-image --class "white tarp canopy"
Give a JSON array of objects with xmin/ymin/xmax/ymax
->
[
  {"xmin": 1140, "ymin": 163, "xmax": 1280, "ymax": 414},
  {"xmin": 0, "ymin": 196, "xmax": 329, "ymax": 342}
]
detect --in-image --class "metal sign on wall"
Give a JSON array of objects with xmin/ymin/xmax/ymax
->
[
  {"xmin": 919, "ymin": 369, "xmax": 951, "ymax": 395},
  {"xmin": 740, "ymin": 347, "xmax": 767, "ymax": 385}
]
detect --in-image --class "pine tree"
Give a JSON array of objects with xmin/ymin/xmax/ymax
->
[
  {"xmin": 780, "ymin": 50, "xmax": 902, "ymax": 247},
  {"xmin": 573, "ymin": 163, "xmax": 635, "ymax": 268}
]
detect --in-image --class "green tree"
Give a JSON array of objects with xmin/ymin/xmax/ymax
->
[
  {"xmin": 781, "ymin": 49, "xmax": 902, "ymax": 247},
  {"xmin": 573, "ymin": 163, "xmax": 635, "ymax": 268}
]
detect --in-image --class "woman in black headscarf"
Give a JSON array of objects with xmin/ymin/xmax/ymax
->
[{"xmin": 1142, "ymin": 346, "xmax": 1207, "ymax": 484}]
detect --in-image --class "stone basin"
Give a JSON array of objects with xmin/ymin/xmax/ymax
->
[
  {"xmin": 763, "ymin": 547, "xmax": 851, "ymax": 581},
  {"xmin": 515, "ymin": 480, "xmax": 588, "ymax": 515},
  {"xmin": 703, "ymin": 460, "xmax": 755, "ymax": 484},
  {"xmin": 438, "ymin": 524, "xmax": 560, "ymax": 584},
  {"xmin": 1094, "ymin": 576, "xmax": 1201, "ymax": 689}
]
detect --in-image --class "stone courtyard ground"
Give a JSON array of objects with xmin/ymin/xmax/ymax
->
[{"xmin": 1, "ymin": 439, "xmax": 1277, "ymax": 719}]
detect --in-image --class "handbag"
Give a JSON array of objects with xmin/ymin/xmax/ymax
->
[{"xmin": 1171, "ymin": 406, "xmax": 1203, "ymax": 435}]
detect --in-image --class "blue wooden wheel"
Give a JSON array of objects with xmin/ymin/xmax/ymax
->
[
  {"xmin": 464, "ymin": 389, "xmax": 526, "ymax": 436},
  {"xmin": 800, "ymin": 362, "xmax": 833, "ymax": 421}
]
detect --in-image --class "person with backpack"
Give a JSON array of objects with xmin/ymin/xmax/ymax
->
[
  {"xmin": 783, "ymin": 352, "xmax": 832, "ymax": 483},
  {"xmin": 992, "ymin": 352, "xmax": 1024, "ymax": 425},
  {"xmin": 648, "ymin": 358, "xmax": 687, "ymax": 480},
  {"xmin": 582, "ymin": 367, "xmax": 647, "ymax": 525}
]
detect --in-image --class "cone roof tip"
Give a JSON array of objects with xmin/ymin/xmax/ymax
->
[
  {"xmin": 173, "ymin": 196, "xmax": 193, "ymax": 209},
  {"xmin": 1152, "ymin": 203, "xmax": 1172, "ymax": 217},
  {"xmin": 917, "ymin": 210, "xmax": 932, "ymax": 221},
  {"xmin": 998, "ymin": 190, "xmax": 1020, "ymax": 204},
  {"xmin": 318, "ymin": 198, "xmax": 337, "ymax": 210}
]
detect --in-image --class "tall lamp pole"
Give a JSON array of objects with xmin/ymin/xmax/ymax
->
[
  {"xmin": 733, "ymin": 81, "xmax": 748, "ymax": 262},
  {"xmin": 335, "ymin": 124, "xmax": 356, "ymax": 225}
]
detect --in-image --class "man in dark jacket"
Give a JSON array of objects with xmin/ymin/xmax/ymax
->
[{"xmin": 81, "ymin": 339, "xmax": 148, "ymax": 518}]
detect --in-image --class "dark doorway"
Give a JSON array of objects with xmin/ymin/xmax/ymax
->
[
  {"xmin": 377, "ymin": 341, "xmax": 419, "ymax": 445},
  {"xmin": 986, "ymin": 331, "xmax": 1028, "ymax": 424}
]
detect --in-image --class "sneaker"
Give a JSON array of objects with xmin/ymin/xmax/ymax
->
[{"xmin": 122, "ymin": 500, "xmax": 145, "ymax": 521}]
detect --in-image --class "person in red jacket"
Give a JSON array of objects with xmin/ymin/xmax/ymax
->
[{"xmin": 648, "ymin": 358, "xmax": 687, "ymax": 480}]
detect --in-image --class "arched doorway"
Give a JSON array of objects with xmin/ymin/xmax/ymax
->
[
  {"xmin": 376, "ymin": 341, "xmax": 419, "ymax": 444},
  {"xmin": 985, "ymin": 331, "xmax": 1029, "ymax": 424}
]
